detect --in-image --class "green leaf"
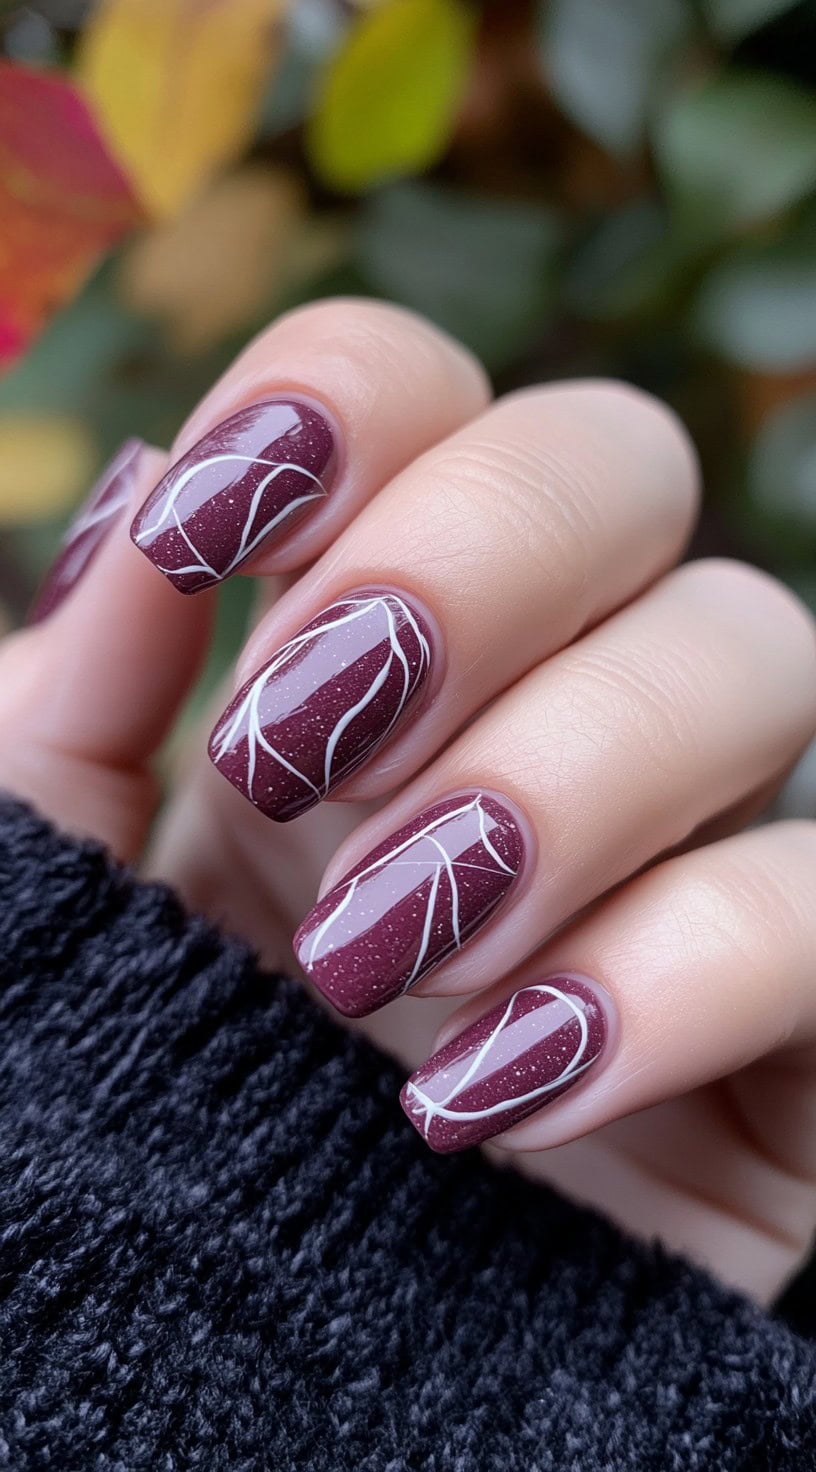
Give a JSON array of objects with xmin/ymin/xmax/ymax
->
[
  {"xmin": 306, "ymin": 0, "xmax": 476, "ymax": 192},
  {"xmin": 356, "ymin": 183, "xmax": 561, "ymax": 369},
  {"xmin": 653, "ymin": 71, "xmax": 816, "ymax": 242},
  {"xmin": 700, "ymin": 0, "xmax": 799, "ymax": 43},
  {"xmin": 748, "ymin": 392, "xmax": 816, "ymax": 537},
  {"xmin": 565, "ymin": 200, "xmax": 681, "ymax": 320},
  {"xmin": 782, "ymin": 571, "xmax": 816, "ymax": 619},
  {"xmin": 259, "ymin": 1, "xmax": 345, "ymax": 137},
  {"xmin": 540, "ymin": 0, "xmax": 692, "ymax": 156},
  {"xmin": 692, "ymin": 229, "xmax": 816, "ymax": 370}
]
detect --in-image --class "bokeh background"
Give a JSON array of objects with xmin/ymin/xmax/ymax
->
[{"xmin": 1, "ymin": 0, "xmax": 815, "ymax": 793}]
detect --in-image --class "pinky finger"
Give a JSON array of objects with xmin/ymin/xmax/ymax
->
[
  {"xmin": 401, "ymin": 821, "xmax": 816, "ymax": 1158},
  {"xmin": 0, "ymin": 442, "xmax": 213, "ymax": 855}
]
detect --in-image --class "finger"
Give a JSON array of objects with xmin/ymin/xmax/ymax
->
[
  {"xmin": 0, "ymin": 441, "xmax": 212, "ymax": 854},
  {"xmin": 210, "ymin": 381, "xmax": 698, "ymax": 822},
  {"xmin": 400, "ymin": 822, "xmax": 816, "ymax": 1191},
  {"xmin": 294, "ymin": 560, "xmax": 816, "ymax": 1016},
  {"xmin": 130, "ymin": 298, "xmax": 489, "ymax": 592}
]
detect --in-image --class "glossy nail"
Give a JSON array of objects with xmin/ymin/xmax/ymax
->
[
  {"xmin": 401, "ymin": 976, "xmax": 609, "ymax": 1153},
  {"xmin": 294, "ymin": 792, "xmax": 525, "ymax": 1017},
  {"xmin": 130, "ymin": 398, "xmax": 337, "ymax": 593},
  {"xmin": 209, "ymin": 590, "xmax": 433, "ymax": 823},
  {"xmin": 29, "ymin": 438, "xmax": 146, "ymax": 623}
]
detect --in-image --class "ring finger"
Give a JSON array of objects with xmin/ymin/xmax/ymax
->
[{"xmin": 293, "ymin": 559, "xmax": 816, "ymax": 1016}]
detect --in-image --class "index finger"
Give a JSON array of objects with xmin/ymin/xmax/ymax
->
[{"xmin": 130, "ymin": 298, "xmax": 489, "ymax": 592}]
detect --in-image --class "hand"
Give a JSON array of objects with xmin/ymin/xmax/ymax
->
[{"xmin": 4, "ymin": 300, "xmax": 816, "ymax": 1304}]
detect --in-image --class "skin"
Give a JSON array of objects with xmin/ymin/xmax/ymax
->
[{"xmin": 3, "ymin": 299, "xmax": 816, "ymax": 1304}]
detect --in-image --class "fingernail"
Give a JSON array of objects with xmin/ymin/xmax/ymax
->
[
  {"xmin": 28, "ymin": 438, "xmax": 146, "ymax": 624},
  {"xmin": 401, "ymin": 976, "xmax": 609, "ymax": 1153},
  {"xmin": 294, "ymin": 792, "xmax": 525, "ymax": 1017},
  {"xmin": 209, "ymin": 590, "xmax": 434, "ymax": 823},
  {"xmin": 130, "ymin": 398, "xmax": 337, "ymax": 593}
]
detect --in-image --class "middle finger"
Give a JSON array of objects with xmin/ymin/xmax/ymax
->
[{"xmin": 210, "ymin": 381, "xmax": 698, "ymax": 822}]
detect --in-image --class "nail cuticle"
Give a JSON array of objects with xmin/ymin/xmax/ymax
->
[{"xmin": 401, "ymin": 972, "xmax": 612, "ymax": 1153}]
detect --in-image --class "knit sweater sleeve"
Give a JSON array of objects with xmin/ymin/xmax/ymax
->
[{"xmin": 0, "ymin": 798, "xmax": 813, "ymax": 1472}]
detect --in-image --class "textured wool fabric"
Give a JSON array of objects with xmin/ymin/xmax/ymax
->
[{"xmin": 0, "ymin": 799, "xmax": 814, "ymax": 1470}]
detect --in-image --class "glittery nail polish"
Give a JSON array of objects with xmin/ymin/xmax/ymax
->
[
  {"xmin": 294, "ymin": 792, "xmax": 525, "ymax": 1017},
  {"xmin": 401, "ymin": 976, "xmax": 609, "ymax": 1152},
  {"xmin": 209, "ymin": 590, "xmax": 433, "ymax": 822},
  {"xmin": 131, "ymin": 398, "xmax": 337, "ymax": 593}
]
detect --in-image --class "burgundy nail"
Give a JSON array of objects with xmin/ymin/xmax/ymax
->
[
  {"xmin": 209, "ymin": 590, "xmax": 433, "ymax": 823},
  {"xmin": 401, "ymin": 976, "xmax": 609, "ymax": 1153},
  {"xmin": 294, "ymin": 792, "xmax": 525, "ymax": 1017},
  {"xmin": 28, "ymin": 438, "xmax": 146, "ymax": 623},
  {"xmin": 130, "ymin": 398, "xmax": 337, "ymax": 593}
]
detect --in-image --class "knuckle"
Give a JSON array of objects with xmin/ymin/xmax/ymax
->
[
  {"xmin": 702, "ymin": 833, "xmax": 815, "ymax": 1025},
  {"xmin": 717, "ymin": 822, "xmax": 816, "ymax": 936},
  {"xmin": 677, "ymin": 558, "xmax": 816, "ymax": 640},
  {"xmin": 504, "ymin": 379, "xmax": 699, "ymax": 476},
  {"xmin": 775, "ymin": 817, "xmax": 816, "ymax": 867},
  {"xmin": 498, "ymin": 379, "xmax": 701, "ymax": 537},
  {"xmin": 272, "ymin": 297, "xmax": 488, "ymax": 395},
  {"xmin": 553, "ymin": 644, "xmax": 706, "ymax": 794},
  {"xmin": 503, "ymin": 376, "xmax": 673, "ymax": 422},
  {"xmin": 421, "ymin": 436, "xmax": 604, "ymax": 602},
  {"xmin": 673, "ymin": 560, "xmax": 816, "ymax": 718},
  {"xmin": 575, "ymin": 379, "xmax": 699, "ymax": 473}
]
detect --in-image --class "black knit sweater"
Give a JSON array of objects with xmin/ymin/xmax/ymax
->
[{"xmin": 0, "ymin": 798, "xmax": 814, "ymax": 1470}]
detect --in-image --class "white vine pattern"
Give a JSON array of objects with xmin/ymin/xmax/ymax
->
[
  {"xmin": 134, "ymin": 452, "xmax": 328, "ymax": 580},
  {"xmin": 405, "ymin": 985, "xmax": 595, "ymax": 1138},
  {"xmin": 305, "ymin": 794, "xmax": 517, "ymax": 993},
  {"xmin": 212, "ymin": 594, "xmax": 430, "ymax": 804}
]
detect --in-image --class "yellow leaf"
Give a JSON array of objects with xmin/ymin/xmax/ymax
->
[
  {"xmin": 77, "ymin": 0, "xmax": 282, "ymax": 219},
  {"xmin": 120, "ymin": 166, "xmax": 306, "ymax": 352},
  {"xmin": 307, "ymin": 0, "xmax": 476, "ymax": 192},
  {"xmin": 119, "ymin": 166, "xmax": 349, "ymax": 352},
  {"xmin": 0, "ymin": 413, "xmax": 96, "ymax": 523}
]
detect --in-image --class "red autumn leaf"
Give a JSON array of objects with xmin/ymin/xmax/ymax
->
[{"xmin": 0, "ymin": 61, "xmax": 141, "ymax": 372}]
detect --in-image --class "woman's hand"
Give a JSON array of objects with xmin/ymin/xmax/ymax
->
[{"xmin": 3, "ymin": 299, "xmax": 816, "ymax": 1304}]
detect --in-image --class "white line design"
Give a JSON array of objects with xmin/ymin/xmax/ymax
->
[
  {"xmin": 404, "ymin": 985, "xmax": 595, "ymax": 1138},
  {"xmin": 212, "ymin": 594, "xmax": 431, "ymax": 808},
  {"xmin": 304, "ymin": 794, "xmax": 518, "ymax": 992},
  {"xmin": 134, "ymin": 452, "xmax": 328, "ymax": 581},
  {"xmin": 64, "ymin": 440, "xmax": 141, "ymax": 545}
]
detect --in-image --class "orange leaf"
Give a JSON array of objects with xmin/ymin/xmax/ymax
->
[{"xmin": 0, "ymin": 62, "xmax": 141, "ymax": 371}]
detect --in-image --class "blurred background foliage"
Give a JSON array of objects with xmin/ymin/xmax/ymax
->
[{"xmin": 0, "ymin": 0, "xmax": 815, "ymax": 768}]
